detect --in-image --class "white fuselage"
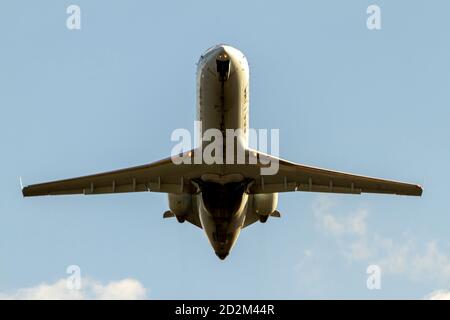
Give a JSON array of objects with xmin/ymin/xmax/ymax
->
[
  {"xmin": 195, "ymin": 45, "xmax": 251, "ymax": 259},
  {"xmin": 196, "ymin": 44, "xmax": 250, "ymax": 148}
]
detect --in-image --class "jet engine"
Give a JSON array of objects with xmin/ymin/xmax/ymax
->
[
  {"xmin": 167, "ymin": 193, "xmax": 193, "ymax": 223},
  {"xmin": 252, "ymin": 193, "xmax": 278, "ymax": 223}
]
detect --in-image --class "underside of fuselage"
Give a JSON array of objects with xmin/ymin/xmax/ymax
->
[
  {"xmin": 164, "ymin": 44, "xmax": 259, "ymax": 260},
  {"xmin": 193, "ymin": 178, "xmax": 254, "ymax": 260},
  {"xmin": 194, "ymin": 45, "xmax": 254, "ymax": 259}
]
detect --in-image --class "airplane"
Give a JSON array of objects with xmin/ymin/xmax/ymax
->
[{"xmin": 22, "ymin": 44, "xmax": 423, "ymax": 260}]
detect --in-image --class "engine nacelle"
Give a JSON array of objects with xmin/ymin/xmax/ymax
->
[
  {"xmin": 168, "ymin": 194, "xmax": 193, "ymax": 222},
  {"xmin": 252, "ymin": 193, "xmax": 278, "ymax": 218}
]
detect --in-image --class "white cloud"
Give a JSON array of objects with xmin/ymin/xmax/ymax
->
[
  {"xmin": 313, "ymin": 196, "xmax": 367, "ymax": 237},
  {"xmin": 371, "ymin": 236, "xmax": 450, "ymax": 285},
  {"xmin": 409, "ymin": 242, "xmax": 450, "ymax": 282},
  {"xmin": 0, "ymin": 278, "xmax": 148, "ymax": 300},
  {"xmin": 425, "ymin": 290, "xmax": 450, "ymax": 300},
  {"xmin": 311, "ymin": 196, "xmax": 450, "ymax": 286},
  {"xmin": 91, "ymin": 278, "xmax": 147, "ymax": 300}
]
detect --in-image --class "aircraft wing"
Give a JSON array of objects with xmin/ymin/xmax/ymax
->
[
  {"xmin": 22, "ymin": 151, "xmax": 215, "ymax": 197},
  {"xmin": 237, "ymin": 150, "xmax": 423, "ymax": 196},
  {"xmin": 22, "ymin": 149, "xmax": 422, "ymax": 197}
]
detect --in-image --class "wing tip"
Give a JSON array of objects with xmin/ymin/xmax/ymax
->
[
  {"xmin": 416, "ymin": 184, "xmax": 424, "ymax": 196},
  {"xmin": 21, "ymin": 186, "xmax": 30, "ymax": 197},
  {"xmin": 19, "ymin": 177, "xmax": 28, "ymax": 197},
  {"xmin": 402, "ymin": 184, "xmax": 423, "ymax": 196}
]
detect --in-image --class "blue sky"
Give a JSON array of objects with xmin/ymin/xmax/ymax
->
[{"xmin": 1, "ymin": 0, "xmax": 449, "ymax": 299}]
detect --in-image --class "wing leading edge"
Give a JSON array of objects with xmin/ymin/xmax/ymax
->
[
  {"xmin": 22, "ymin": 151, "xmax": 210, "ymax": 197},
  {"xmin": 22, "ymin": 149, "xmax": 422, "ymax": 197},
  {"xmin": 241, "ymin": 150, "xmax": 423, "ymax": 196}
]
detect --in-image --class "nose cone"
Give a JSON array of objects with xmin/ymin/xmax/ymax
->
[
  {"xmin": 214, "ymin": 46, "xmax": 230, "ymax": 61},
  {"xmin": 201, "ymin": 44, "xmax": 244, "ymax": 62},
  {"xmin": 204, "ymin": 44, "xmax": 227, "ymax": 56},
  {"xmin": 198, "ymin": 44, "xmax": 249, "ymax": 78}
]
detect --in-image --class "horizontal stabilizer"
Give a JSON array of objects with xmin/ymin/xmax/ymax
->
[
  {"xmin": 270, "ymin": 210, "xmax": 281, "ymax": 218},
  {"xmin": 163, "ymin": 210, "xmax": 175, "ymax": 219}
]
